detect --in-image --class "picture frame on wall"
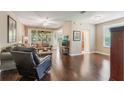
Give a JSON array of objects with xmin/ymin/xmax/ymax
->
[
  {"xmin": 7, "ymin": 15, "xmax": 17, "ymax": 43},
  {"xmin": 73, "ymin": 31, "xmax": 81, "ymax": 41}
]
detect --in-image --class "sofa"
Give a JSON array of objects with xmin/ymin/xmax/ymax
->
[{"xmin": 0, "ymin": 44, "xmax": 24, "ymax": 71}]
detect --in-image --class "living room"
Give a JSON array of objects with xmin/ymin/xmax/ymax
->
[
  {"xmin": 0, "ymin": 11, "xmax": 124, "ymax": 81},
  {"xmin": 1, "ymin": 0, "xmax": 124, "ymax": 92}
]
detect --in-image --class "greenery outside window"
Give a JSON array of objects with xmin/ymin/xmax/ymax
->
[
  {"xmin": 31, "ymin": 30, "xmax": 52, "ymax": 44},
  {"xmin": 103, "ymin": 28, "xmax": 111, "ymax": 48}
]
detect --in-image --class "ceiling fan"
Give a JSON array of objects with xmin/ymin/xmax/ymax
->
[{"xmin": 40, "ymin": 17, "xmax": 57, "ymax": 27}]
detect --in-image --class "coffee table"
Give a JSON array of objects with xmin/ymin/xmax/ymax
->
[{"xmin": 37, "ymin": 49, "xmax": 52, "ymax": 57}]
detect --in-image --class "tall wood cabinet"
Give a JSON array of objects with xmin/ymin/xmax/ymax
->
[{"xmin": 110, "ymin": 26, "xmax": 124, "ymax": 81}]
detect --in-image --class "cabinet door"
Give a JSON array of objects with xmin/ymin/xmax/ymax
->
[{"xmin": 111, "ymin": 31, "xmax": 124, "ymax": 80}]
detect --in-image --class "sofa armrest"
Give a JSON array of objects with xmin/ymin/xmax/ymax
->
[
  {"xmin": 0, "ymin": 52, "xmax": 13, "ymax": 60},
  {"xmin": 38, "ymin": 55, "xmax": 51, "ymax": 67},
  {"xmin": 35, "ymin": 55, "xmax": 51, "ymax": 79}
]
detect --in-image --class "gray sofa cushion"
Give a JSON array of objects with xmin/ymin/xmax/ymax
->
[
  {"xmin": 0, "ymin": 52, "xmax": 13, "ymax": 60},
  {"xmin": 0, "ymin": 60, "xmax": 16, "ymax": 71}
]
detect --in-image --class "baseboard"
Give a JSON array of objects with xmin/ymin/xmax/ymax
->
[
  {"xmin": 69, "ymin": 51, "xmax": 110, "ymax": 56},
  {"xmin": 82, "ymin": 51, "xmax": 96, "ymax": 54},
  {"xmin": 95, "ymin": 51, "xmax": 110, "ymax": 56},
  {"xmin": 69, "ymin": 51, "xmax": 96, "ymax": 56},
  {"xmin": 69, "ymin": 53, "xmax": 83, "ymax": 56}
]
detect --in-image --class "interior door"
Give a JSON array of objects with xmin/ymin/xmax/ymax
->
[{"xmin": 82, "ymin": 32, "xmax": 84, "ymax": 51}]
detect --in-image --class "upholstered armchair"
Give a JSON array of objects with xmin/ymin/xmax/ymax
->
[{"xmin": 11, "ymin": 47, "xmax": 52, "ymax": 80}]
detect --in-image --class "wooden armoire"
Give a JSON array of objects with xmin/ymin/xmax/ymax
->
[{"xmin": 110, "ymin": 26, "xmax": 124, "ymax": 81}]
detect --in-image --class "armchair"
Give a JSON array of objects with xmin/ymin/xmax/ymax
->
[{"xmin": 11, "ymin": 47, "xmax": 52, "ymax": 80}]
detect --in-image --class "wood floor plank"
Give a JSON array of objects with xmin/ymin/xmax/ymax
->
[{"xmin": 0, "ymin": 49, "xmax": 110, "ymax": 81}]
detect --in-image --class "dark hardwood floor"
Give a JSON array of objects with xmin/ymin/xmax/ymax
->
[{"xmin": 0, "ymin": 49, "xmax": 110, "ymax": 81}]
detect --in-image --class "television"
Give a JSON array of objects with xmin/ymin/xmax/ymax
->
[
  {"xmin": 62, "ymin": 36, "xmax": 69, "ymax": 46},
  {"xmin": 62, "ymin": 40, "xmax": 68, "ymax": 46}
]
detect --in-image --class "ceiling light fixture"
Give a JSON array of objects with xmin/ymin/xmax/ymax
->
[
  {"xmin": 95, "ymin": 15, "xmax": 102, "ymax": 20},
  {"xmin": 41, "ymin": 17, "xmax": 56, "ymax": 27},
  {"xmin": 42, "ymin": 22, "xmax": 49, "ymax": 26},
  {"xmin": 42, "ymin": 17, "xmax": 49, "ymax": 27},
  {"xmin": 91, "ymin": 15, "xmax": 103, "ymax": 21}
]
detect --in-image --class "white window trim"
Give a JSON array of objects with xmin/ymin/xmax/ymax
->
[
  {"xmin": 103, "ymin": 28, "xmax": 111, "ymax": 48},
  {"xmin": 103, "ymin": 22, "xmax": 124, "ymax": 48}
]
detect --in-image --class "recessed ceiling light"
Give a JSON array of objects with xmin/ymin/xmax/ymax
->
[
  {"xmin": 91, "ymin": 15, "xmax": 103, "ymax": 21},
  {"xmin": 95, "ymin": 16, "xmax": 102, "ymax": 20}
]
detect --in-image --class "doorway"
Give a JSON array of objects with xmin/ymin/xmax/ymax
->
[
  {"xmin": 81, "ymin": 31, "xmax": 90, "ymax": 53},
  {"xmin": 82, "ymin": 32, "xmax": 85, "ymax": 51}
]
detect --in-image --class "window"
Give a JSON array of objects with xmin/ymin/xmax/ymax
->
[
  {"xmin": 103, "ymin": 28, "xmax": 111, "ymax": 47},
  {"xmin": 31, "ymin": 30, "xmax": 52, "ymax": 44}
]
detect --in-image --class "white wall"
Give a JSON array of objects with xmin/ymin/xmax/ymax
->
[
  {"xmin": 95, "ymin": 17, "xmax": 124, "ymax": 55},
  {"xmin": 69, "ymin": 22, "xmax": 82, "ymax": 55},
  {"xmin": 69, "ymin": 21, "xmax": 95, "ymax": 56},
  {"xmin": 88, "ymin": 24, "xmax": 95, "ymax": 52},
  {"xmin": 62, "ymin": 21, "xmax": 72, "ymax": 41},
  {"xmin": 53, "ymin": 28, "xmax": 63, "ymax": 47},
  {"xmin": 0, "ymin": 11, "xmax": 25, "ymax": 49}
]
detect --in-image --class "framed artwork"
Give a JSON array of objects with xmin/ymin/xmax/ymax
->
[
  {"xmin": 73, "ymin": 31, "xmax": 81, "ymax": 41},
  {"xmin": 7, "ymin": 15, "xmax": 17, "ymax": 43}
]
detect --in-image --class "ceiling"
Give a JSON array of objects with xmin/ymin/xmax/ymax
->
[
  {"xmin": 72, "ymin": 11, "xmax": 124, "ymax": 24},
  {"xmin": 13, "ymin": 11, "xmax": 124, "ymax": 29},
  {"xmin": 13, "ymin": 11, "xmax": 79, "ymax": 29}
]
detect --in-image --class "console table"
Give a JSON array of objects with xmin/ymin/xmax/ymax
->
[{"xmin": 60, "ymin": 46, "xmax": 69, "ymax": 55}]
